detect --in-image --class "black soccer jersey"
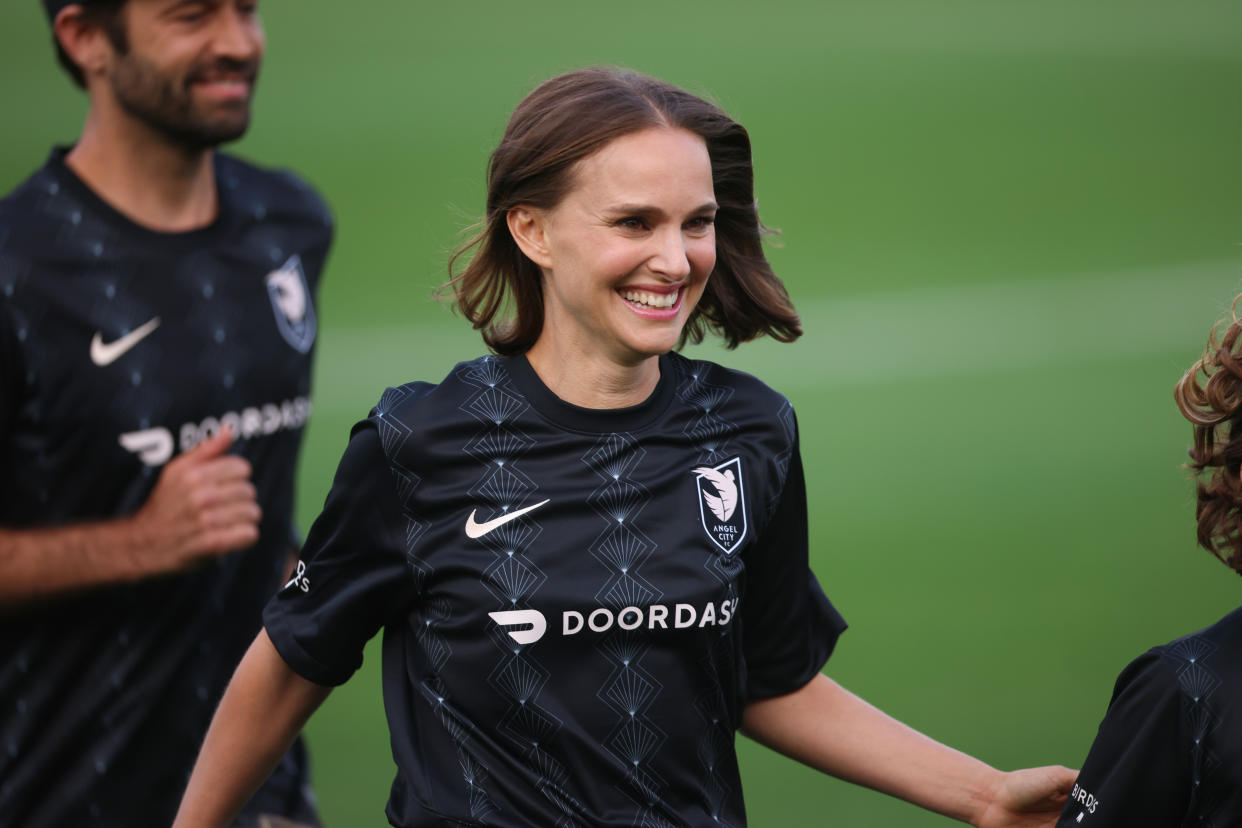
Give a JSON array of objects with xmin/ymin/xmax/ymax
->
[
  {"xmin": 1057, "ymin": 606, "xmax": 1242, "ymax": 828},
  {"xmin": 264, "ymin": 351, "xmax": 846, "ymax": 827},
  {"xmin": 0, "ymin": 148, "xmax": 332, "ymax": 828}
]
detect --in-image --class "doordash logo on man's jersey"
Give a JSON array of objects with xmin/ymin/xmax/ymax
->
[
  {"xmin": 692, "ymin": 457, "xmax": 747, "ymax": 555},
  {"xmin": 489, "ymin": 599, "xmax": 737, "ymax": 645},
  {"xmin": 117, "ymin": 396, "xmax": 311, "ymax": 466}
]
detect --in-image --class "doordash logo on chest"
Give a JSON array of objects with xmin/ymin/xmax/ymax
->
[{"xmin": 489, "ymin": 598, "xmax": 737, "ymax": 645}]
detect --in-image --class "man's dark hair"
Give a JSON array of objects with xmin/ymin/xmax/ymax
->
[{"xmin": 47, "ymin": 0, "xmax": 128, "ymax": 89}]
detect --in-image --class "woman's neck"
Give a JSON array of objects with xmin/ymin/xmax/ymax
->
[{"xmin": 525, "ymin": 339, "xmax": 660, "ymax": 409}]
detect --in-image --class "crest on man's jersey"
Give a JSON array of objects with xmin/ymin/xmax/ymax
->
[
  {"xmin": 692, "ymin": 457, "xmax": 747, "ymax": 555},
  {"xmin": 265, "ymin": 255, "xmax": 317, "ymax": 353}
]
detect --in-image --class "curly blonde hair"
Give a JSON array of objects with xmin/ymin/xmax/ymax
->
[{"xmin": 1174, "ymin": 296, "xmax": 1242, "ymax": 574}]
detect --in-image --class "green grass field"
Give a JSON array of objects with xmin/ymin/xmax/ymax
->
[{"xmin": 4, "ymin": 1, "xmax": 1242, "ymax": 824}]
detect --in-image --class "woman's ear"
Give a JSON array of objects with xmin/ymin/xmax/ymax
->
[{"xmin": 507, "ymin": 206, "xmax": 554, "ymax": 270}]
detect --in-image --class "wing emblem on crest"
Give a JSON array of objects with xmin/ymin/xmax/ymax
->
[
  {"xmin": 267, "ymin": 267, "xmax": 307, "ymax": 322},
  {"xmin": 692, "ymin": 457, "xmax": 747, "ymax": 556},
  {"xmin": 264, "ymin": 255, "xmax": 317, "ymax": 354},
  {"xmin": 692, "ymin": 466, "xmax": 738, "ymax": 522}
]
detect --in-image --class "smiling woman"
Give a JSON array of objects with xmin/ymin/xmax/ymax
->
[
  {"xmin": 447, "ymin": 67, "xmax": 803, "ymax": 361},
  {"xmin": 173, "ymin": 66, "xmax": 1076, "ymax": 828},
  {"xmin": 506, "ymin": 126, "xmax": 719, "ymax": 405}
]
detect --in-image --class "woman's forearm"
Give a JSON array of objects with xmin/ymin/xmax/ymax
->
[
  {"xmin": 173, "ymin": 629, "xmax": 332, "ymax": 828},
  {"xmin": 741, "ymin": 673, "xmax": 1001, "ymax": 824}
]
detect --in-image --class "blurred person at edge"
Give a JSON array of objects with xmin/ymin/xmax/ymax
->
[
  {"xmin": 0, "ymin": 2, "xmax": 332, "ymax": 826},
  {"xmin": 1055, "ymin": 297, "xmax": 1242, "ymax": 827},
  {"xmin": 175, "ymin": 67, "xmax": 1074, "ymax": 828}
]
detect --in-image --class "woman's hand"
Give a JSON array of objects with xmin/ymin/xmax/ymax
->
[{"xmin": 973, "ymin": 765, "xmax": 1078, "ymax": 828}]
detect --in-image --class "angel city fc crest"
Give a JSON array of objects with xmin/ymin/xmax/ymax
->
[
  {"xmin": 692, "ymin": 457, "xmax": 747, "ymax": 555},
  {"xmin": 265, "ymin": 255, "xmax": 317, "ymax": 353}
]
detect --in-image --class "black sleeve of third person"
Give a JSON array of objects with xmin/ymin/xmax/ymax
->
[
  {"xmin": 263, "ymin": 419, "xmax": 417, "ymax": 687},
  {"xmin": 0, "ymin": 303, "xmax": 21, "ymax": 445},
  {"xmin": 1055, "ymin": 649, "xmax": 1191, "ymax": 827},
  {"xmin": 740, "ymin": 437, "xmax": 847, "ymax": 701}
]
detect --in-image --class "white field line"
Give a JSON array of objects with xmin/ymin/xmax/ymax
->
[{"xmin": 312, "ymin": 260, "xmax": 1242, "ymax": 414}]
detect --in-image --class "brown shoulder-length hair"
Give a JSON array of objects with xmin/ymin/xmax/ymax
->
[
  {"xmin": 1173, "ymin": 295, "xmax": 1242, "ymax": 575},
  {"xmin": 445, "ymin": 66, "xmax": 801, "ymax": 356}
]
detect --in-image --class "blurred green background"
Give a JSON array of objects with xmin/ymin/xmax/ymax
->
[{"xmin": 4, "ymin": 1, "xmax": 1242, "ymax": 824}]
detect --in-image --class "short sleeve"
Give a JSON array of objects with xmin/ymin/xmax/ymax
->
[
  {"xmin": 263, "ymin": 419, "xmax": 417, "ymax": 686},
  {"xmin": 1055, "ymin": 650, "xmax": 1190, "ymax": 827},
  {"xmin": 740, "ymin": 437, "xmax": 847, "ymax": 700}
]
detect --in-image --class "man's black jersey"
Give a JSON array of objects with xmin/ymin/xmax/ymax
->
[
  {"xmin": 0, "ymin": 148, "xmax": 332, "ymax": 828},
  {"xmin": 265, "ymin": 352, "xmax": 846, "ymax": 827},
  {"xmin": 1057, "ymin": 606, "xmax": 1242, "ymax": 828}
]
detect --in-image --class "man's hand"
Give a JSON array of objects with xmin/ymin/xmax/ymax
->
[
  {"xmin": 0, "ymin": 427, "xmax": 263, "ymax": 605},
  {"xmin": 128, "ymin": 427, "xmax": 261, "ymax": 575}
]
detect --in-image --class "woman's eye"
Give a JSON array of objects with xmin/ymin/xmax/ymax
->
[
  {"xmin": 686, "ymin": 216, "xmax": 715, "ymax": 232},
  {"xmin": 616, "ymin": 217, "xmax": 647, "ymax": 230},
  {"xmin": 175, "ymin": 2, "xmax": 210, "ymax": 20}
]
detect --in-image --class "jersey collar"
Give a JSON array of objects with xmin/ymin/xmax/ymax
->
[{"xmin": 503, "ymin": 352, "xmax": 677, "ymax": 434}]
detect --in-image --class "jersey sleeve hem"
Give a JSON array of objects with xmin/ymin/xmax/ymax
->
[
  {"xmin": 263, "ymin": 607, "xmax": 358, "ymax": 688},
  {"xmin": 745, "ymin": 591, "xmax": 847, "ymax": 701}
]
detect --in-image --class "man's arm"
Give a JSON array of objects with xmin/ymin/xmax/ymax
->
[{"xmin": 0, "ymin": 427, "xmax": 261, "ymax": 608}]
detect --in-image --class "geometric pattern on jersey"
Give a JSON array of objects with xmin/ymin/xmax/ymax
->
[
  {"xmin": 676, "ymin": 358, "xmax": 736, "ymax": 468},
  {"xmin": 373, "ymin": 379, "xmax": 450, "ymax": 724},
  {"xmin": 582, "ymin": 431, "xmax": 668, "ymax": 821},
  {"xmin": 374, "ymin": 384, "xmax": 432, "ymax": 589},
  {"xmin": 1163, "ymin": 634, "xmax": 1223, "ymax": 825},
  {"xmin": 463, "ymin": 356, "xmax": 568, "ymax": 824},
  {"xmin": 770, "ymin": 401, "xmax": 797, "ymax": 522},
  {"xmin": 676, "ymin": 362, "xmax": 744, "ymax": 824}
]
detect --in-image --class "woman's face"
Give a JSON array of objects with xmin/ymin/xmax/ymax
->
[{"xmin": 524, "ymin": 126, "xmax": 718, "ymax": 368}]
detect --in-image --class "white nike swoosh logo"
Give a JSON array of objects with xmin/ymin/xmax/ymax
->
[
  {"xmin": 90, "ymin": 317, "xmax": 161, "ymax": 366},
  {"xmin": 464, "ymin": 499, "xmax": 550, "ymax": 539}
]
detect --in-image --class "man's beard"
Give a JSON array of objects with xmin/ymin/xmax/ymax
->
[{"xmin": 109, "ymin": 53, "xmax": 260, "ymax": 151}]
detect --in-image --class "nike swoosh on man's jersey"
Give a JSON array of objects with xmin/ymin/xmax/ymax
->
[
  {"xmin": 464, "ymin": 499, "xmax": 550, "ymax": 539},
  {"xmin": 90, "ymin": 317, "xmax": 161, "ymax": 366}
]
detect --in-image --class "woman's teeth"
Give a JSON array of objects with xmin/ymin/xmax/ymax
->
[{"xmin": 621, "ymin": 289, "xmax": 677, "ymax": 309}]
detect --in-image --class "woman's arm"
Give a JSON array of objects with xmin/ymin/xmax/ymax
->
[
  {"xmin": 741, "ymin": 673, "xmax": 1075, "ymax": 828},
  {"xmin": 173, "ymin": 629, "xmax": 332, "ymax": 828}
]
